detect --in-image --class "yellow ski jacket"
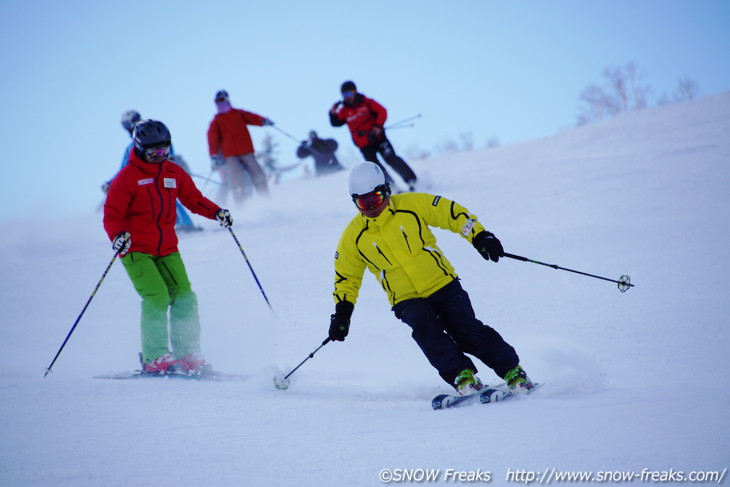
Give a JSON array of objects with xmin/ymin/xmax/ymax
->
[{"xmin": 333, "ymin": 193, "xmax": 487, "ymax": 307}]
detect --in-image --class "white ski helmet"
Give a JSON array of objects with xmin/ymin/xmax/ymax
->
[
  {"xmin": 348, "ymin": 162, "xmax": 390, "ymax": 197},
  {"xmin": 120, "ymin": 110, "xmax": 141, "ymax": 132}
]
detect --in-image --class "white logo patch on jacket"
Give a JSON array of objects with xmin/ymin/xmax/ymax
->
[
  {"xmin": 163, "ymin": 178, "xmax": 177, "ymax": 188},
  {"xmin": 137, "ymin": 178, "xmax": 154, "ymax": 186},
  {"xmin": 461, "ymin": 218, "xmax": 476, "ymax": 237}
]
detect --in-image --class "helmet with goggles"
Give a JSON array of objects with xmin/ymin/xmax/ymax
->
[
  {"xmin": 340, "ymin": 80, "xmax": 357, "ymax": 94},
  {"xmin": 340, "ymin": 80, "xmax": 357, "ymax": 101},
  {"xmin": 133, "ymin": 119, "xmax": 172, "ymax": 163},
  {"xmin": 348, "ymin": 162, "xmax": 391, "ymax": 210},
  {"xmin": 215, "ymin": 90, "xmax": 229, "ymax": 102}
]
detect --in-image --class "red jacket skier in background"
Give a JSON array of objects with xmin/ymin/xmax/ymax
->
[
  {"xmin": 330, "ymin": 91, "xmax": 388, "ymax": 149},
  {"xmin": 208, "ymin": 105, "xmax": 263, "ymax": 158},
  {"xmin": 208, "ymin": 90, "xmax": 274, "ymax": 201},
  {"xmin": 330, "ymin": 80, "xmax": 418, "ymax": 191}
]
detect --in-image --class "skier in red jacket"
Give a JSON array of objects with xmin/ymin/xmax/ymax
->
[
  {"xmin": 104, "ymin": 119, "xmax": 234, "ymax": 375},
  {"xmin": 329, "ymin": 81, "xmax": 418, "ymax": 191},
  {"xmin": 208, "ymin": 90, "xmax": 273, "ymax": 202}
]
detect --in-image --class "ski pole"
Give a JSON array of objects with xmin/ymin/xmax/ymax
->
[
  {"xmin": 504, "ymin": 252, "xmax": 635, "ymax": 293},
  {"xmin": 274, "ymin": 337, "xmax": 331, "ymax": 390},
  {"xmin": 270, "ymin": 125, "xmax": 300, "ymax": 143},
  {"xmin": 201, "ymin": 169, "xmax": 215, "ymax": 191},
  {"xmin": 191, "ymin": 172, "xmax": 227, "ymax": 186},
  {"xmin": 228, "ymin": 228, "xmax": 273, "ymax": 310},
  {"xmin": 385, "ymin": 113, "xmax": 422, "ymax": 129},
  {"xmin": 385, "ymin": 123, "xmax": 415, "ymax": 130},
  {"xmin": 44, "ymin": 250, "xmax": 120, "ymax": 377}
]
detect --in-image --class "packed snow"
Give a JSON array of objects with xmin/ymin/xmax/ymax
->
[{"xmin": 2, "ymin": 93, "xmax": 729, "ymax": 486}]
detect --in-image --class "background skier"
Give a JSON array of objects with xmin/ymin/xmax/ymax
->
[
  {"xmin": 329, "ymin": 81, "xmax": 417, "ymax": 191},
  {"xmin": 103, "ymin": 119, "xmax": 234, "ymax": 374},
  {"xmin": 328, "ymin": 162, "xmax": 533, "ymax": 395},
  {"xmin": 296, "ymin": 130, "xmax": 344, "ymax": 176},
  {"xmin": 208, "ymin": 90, "xmax": 273, "ymax": 201}
]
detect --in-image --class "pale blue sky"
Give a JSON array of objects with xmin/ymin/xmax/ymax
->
[{"xmin": 1, "ymin": 0, "xmax": 728, "ymax": 222}]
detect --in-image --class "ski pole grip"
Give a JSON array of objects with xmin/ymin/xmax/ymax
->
[{"xmin": 504, "ymin": 252, "xmax": 529, "ymax": 262}]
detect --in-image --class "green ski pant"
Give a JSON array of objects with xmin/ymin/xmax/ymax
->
[{"xmin": 121, "ymin": 252, "xmax": 201, "ymax": 363}]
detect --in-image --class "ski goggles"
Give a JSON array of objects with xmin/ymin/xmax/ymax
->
[
  {"xmin": 352, "ymin": 189, "xmax": 387, "ymax": 210},
  {"xmin": 144, "ymin": 144, "xmax": 171, "ymax": 163},
  {"xmin": 342, "ymin": 90, "xmax": 356, "ymax": 99}
]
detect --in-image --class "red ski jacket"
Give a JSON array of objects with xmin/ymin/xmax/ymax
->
[
  {"xmin": 104, "ymin": 150, "xmax": 221, "ymax": 257},
  {"xmin": 330, "ymin": 94, "xmax": 388, "ymax": 148},
  {"xmin": 208, "ymin": 108, "xmax": 266, "ymax": 158}
]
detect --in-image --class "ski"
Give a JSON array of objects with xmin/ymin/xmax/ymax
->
[
  {"xmin": 431, "ymin": 390, "xmax": 484, "ymax": 409},
  {"xmin": 478, "ymin": 387, "xmax": 511, "ymax": 404},
  {"xmin": 94, "ymin": 369, "xmax": 249, "ymax": 382},
  {"xmin": 432, "ymin": 383, "xmax": 542, "ymax": 410}
]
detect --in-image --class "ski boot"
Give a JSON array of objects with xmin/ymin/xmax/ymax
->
[
  {"xmin": 504, "ymin": 365, "xmax": 534, "ymax": 393},
  {"xmin": 454, "ymin": 369, "xmax": 484, "ymax": 396},
  {"xmin": 142, "ymin": 353, "xmax": 178, "ymax": 375},
  {"xmin": 177, "ymin": 353, "xmax": 209, "ymax": 376}
]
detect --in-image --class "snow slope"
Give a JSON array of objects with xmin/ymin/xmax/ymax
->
[{"xmin": 2, "ymin": 93, "xmax": 729, "ymax": 486}]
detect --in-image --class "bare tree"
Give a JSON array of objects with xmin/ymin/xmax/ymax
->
[
  {"xmin": 624, "ymin": 62, "xmax": 650, "ymax": 109},
  {"xmin": 404, "ymin": 132, "xmax": 495, "ymax": 159},
  {"xmin": 577, "ymin": 84, "xmax": 614, "ymax": 125},
  {"xmin": 434, "ymin": 138, "xmax": 460, "ymax": 154},
  {"xmin": 256, "ymin": 134, "xmax": 279, "ymax": 178},
  {"xmin": 655, "ymin": 92, "xmax": 671, "ymax": 106},
  {"xmin": 603, "ymin": 65, "xmax": 628, "ymax": 114},
  {"xmin": 577, "ymin": 62, "xmax": 651, "ymax": 125},
  {"xmin": 485, "ymin": 137, "xmax": 500, "ymax": 149},
  {"xmin": 674, "ymin": 76, "xmax": 700, "ymax": 102},
  {"xmin": 459, "ymin": 132, "xmax": 474, "ymax": 152}
]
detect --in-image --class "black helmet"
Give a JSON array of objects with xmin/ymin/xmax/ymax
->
[
  {"xmin": 133, "ymin": 120, "xmax": 171, "ymax": 150},
  {"xmin": 340, "ymin": 80, "xmax": 356, "ymax": 94},
  {"xmin": 133, "ymin": 120, "xmax": 171, "ymax": 163},
  {"xmin": 215, "ymin": 90, "xmax": 229, "ymax": 102}
]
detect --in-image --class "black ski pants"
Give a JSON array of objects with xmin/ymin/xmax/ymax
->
[
  {"xmin": 392, "ymin": 279, "xmax": 519, "ymax": 386},
  {"xmin": 360, "ymin": 138, "xmax": 417, "ymax": 186}
]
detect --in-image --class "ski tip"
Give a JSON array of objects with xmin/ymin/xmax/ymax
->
[{"xmin": 431, "ymin": 394, "xmax": 450, "ymax": 410}]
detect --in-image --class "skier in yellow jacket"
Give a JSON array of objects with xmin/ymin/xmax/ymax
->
[{"xmin": 330, "ymin": 162, "xmax": 534, "ymax": 395}]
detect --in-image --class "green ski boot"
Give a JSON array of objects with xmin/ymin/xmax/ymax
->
[
  {"xmin": 504, "ymin": 365, "xmax": 535, "ymax": 393},
  {"xmin": 454, "ymin": 369, "xmax": 484, "ymax": 396}
]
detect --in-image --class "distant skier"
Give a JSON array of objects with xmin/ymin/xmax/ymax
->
[
  {"xmin": 103, "ymin": 110, "xmax": 200, "ymax": 232},
  {"xmin": 104, "ymin": 119, "xmax": 234, "ymax": 375},
  {"xmin": 329, "ymin": 81, "xmax": 417, "ymax": 191},
  {"xmin": 328, "ymin": 162, "xmax": 534, "ymax": 395},
  {"xmin": 208, "ymin": 90, "xmax": 273, "ymax": 202},
  {"xmin": 296, "ymin": 130, "xmax": 345, "ymax": 176}
]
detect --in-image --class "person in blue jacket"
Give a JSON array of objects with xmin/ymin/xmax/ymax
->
[{"xmin": 102, "ymin": 110, "xmax": 201, "ymax": 232}]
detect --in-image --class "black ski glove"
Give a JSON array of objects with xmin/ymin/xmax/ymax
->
[
  {"xmin": 216, "ymin": 209, "xmax": 233, "ymax": 228},
  {"xmin": 472, "ymin": 231, "xmax": 504, "ymax": 262},
  {"xmin": 112, "ymin": 231, "xmax": 131, "ymax": 254},
  {"xmin": 329, "ymin": 301, "xmax": 354, "ymax": 341}
]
